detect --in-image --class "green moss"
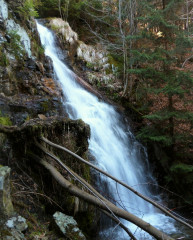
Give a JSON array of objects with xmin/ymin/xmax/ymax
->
[
  {"xmin": 0, "ymin": 111, "xmax": 12, "ymax": 126},
  {"xmin": 65, "ymin": 195, "xmax": 75, "ymax": 212},
  {"xmin": 50, "ymin": 24, "xmax": 62, "ymax": 32},
  {"xmin": 0, "ymin": 49, "xmax": 9, "ymax": 66},
  {"xmin": 41, "ymin": 100, "xmax": 51, "ymax": 112},
  {"xmin": 86, "ymin": 62, "xmax": 95, "ymax": 70},
  {"xmin": 32, "ymin": 40, "xmax": 45, "ymax": 59},
  {"xmin": 17, "ymin": 0, "xmax": 39, "ymax": 21},
  {"xmin": 82, "ymin": 157, "xmax": 90, "ymax": 182},
  {"xmin": 75, "ymin": 210, "xmax": 95, "ymax": 238},
  {"xmin": 5, "ymin": 30, "xmax": 25, "ymax": 60},
  {"xmin": 107, "ymin": 54, "xmax": 120, "ymax": 68},
  {"xmin": 105, "ymin": 68, "xmax": 112, "ymax": 74},
  {"xmin": 25, "ymin": 114, "xmax": 31, "ymax": 122}
]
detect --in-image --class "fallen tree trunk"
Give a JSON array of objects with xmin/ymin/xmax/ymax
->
[
  {"xmin": 29, "ymin": 152, "xmax": 136, "ymax": 240},
  {"xmin": 40, "ymin": 136, "xmax": 193, "ymax": 231},
  {"xmin": 35, "ymin": 142, "xmax": 108, "ymax": 203},
  {"xmin": 101, "ymin": 209, "xmax": 138, "ymax": 240},
  {"xmin": 35, "ymin": 142, "xmax": 126, "ymax": 224},
  {"xmin": 72, "ymin": 72, "xmax": 103, "ymax": 99},
  {"xmin": 38, "ymin": 158, "xmax": 174, "ymax": 240}
]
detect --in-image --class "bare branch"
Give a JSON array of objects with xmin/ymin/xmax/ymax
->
[
  {"xmin": 39, "ymin": 136, "xmax": 193, "ymax": 232},
  {"xmin": 38, "ymin": 158, "xmax": 174, "ymax": 240}
]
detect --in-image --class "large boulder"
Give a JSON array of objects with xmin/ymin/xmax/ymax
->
[
  {"xmin": 49, "ymin": 18, "xmax": 78, "ymax": 45},
  {"xmin": 53, "ymin": 211, "xmax": 86, "ymax": 240}
]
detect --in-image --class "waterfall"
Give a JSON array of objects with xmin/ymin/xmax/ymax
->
[{"xmin": 36, "ymin": 21, "xmax": 179, "ymax": 239}]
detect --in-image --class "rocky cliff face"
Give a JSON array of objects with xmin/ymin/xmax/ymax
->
[
  {"xmin": 0, "ymin": 1, "xmax": 95, "ymax": 239},
  {"xmin": 0, "ymin": 0, "xmax": 63, "ymax": 122},
  {"xmin": 48, "ymin": 18, "xmax": 122, "ymax": 97}
]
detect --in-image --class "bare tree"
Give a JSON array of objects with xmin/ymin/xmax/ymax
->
[{"xmin": 83, "ymin": 0, "xmax": 138, "ymax": 96}]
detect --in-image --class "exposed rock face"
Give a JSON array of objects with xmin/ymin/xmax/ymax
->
[
  {"xmin": 77, "ymin": 41, "xmax": 109, "ymax": 70},
  {"xmin": 0, "ymin": 2, "xmax": 95, "ymax": 239},
  {"xmin": 53, "ymin": 212, "xmax": 86, "ymax": 240},
  {"xmin": 0, "ymin": 166, "xmax": 14, "ymax": 217},
  {"xmin": 49, "ymin": 18, "xmax": 78, "ymax": 45},
  {"xmin": 47, "ymin": 18, "xmax": 122, "ymax": 95},
  {"xmin": 5, "ymin": 19, "xmax": 32, "ymax": 58},
  {"xmin": 0, "ymin": 0, "xmax": 32, "ymax": 58},
  {"xmin": 48, "ymin": 18, "xmax": 109, "ymax": 69}
]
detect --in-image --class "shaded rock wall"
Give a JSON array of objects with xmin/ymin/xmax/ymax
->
[{"xmin": 0, "ymin": 1, "xmax": 96, "ymax": 239}]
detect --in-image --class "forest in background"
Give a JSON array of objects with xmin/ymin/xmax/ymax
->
[{"xmin": 16, "ymin": 0, "xmax": 193, "ymax": 207}]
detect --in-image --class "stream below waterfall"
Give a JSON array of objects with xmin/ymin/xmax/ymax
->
[{"xmin": 36, "ymin": 21, "xmax": 192, "ymax": 240}]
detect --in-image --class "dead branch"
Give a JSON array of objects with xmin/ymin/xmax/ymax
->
[
  {"xmin": 30, "ymin": 151, "xmax": 134, "ymax": 239},
  {"xmin": 71, "ymin": 73, "xmax": 103, "ymax": 99},
  {"xmin": 38, "ymin": 158, "xmax": 174, "ymax": 240},
  {"xmin": 34, "ymin": 142, "xmax": 125, "ymax": 229},
  {"xmin": 182, "ymin": 53, "xmax": 193, "ymax": 68},
  {"xmin": 101, "ymin": 210, "xmax": 138, "ymax": 240},
  {"xmin": 34, "ymin": 143, "xmax": 109, "ymax": 203},
  {"xmin": 40, "ymin": 136, "xmax": 193, "ymax": 231}
]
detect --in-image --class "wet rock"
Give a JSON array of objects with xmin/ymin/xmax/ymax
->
[
  {"xmin": 53, "ymin": 212, "xmax": 86, "ymax": 240},
  {"xmin": 25, "ymin": 59, "xmax": 36, "ymax": 70},
  {"xmin": 5, "ymin": 19, "xmax": 32, "ymax": 58},
  {"xmin": 0, "ymin": 166, "xmax": 14, "ymax": 217},
  {"xmin": 44, "ymin": 56, "xmax": 53, "ymax": 71}
]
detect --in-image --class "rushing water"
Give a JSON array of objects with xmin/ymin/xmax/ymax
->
[{"xmin": 36, "ymin": 21, "xmax": 190, "ymax": 239}]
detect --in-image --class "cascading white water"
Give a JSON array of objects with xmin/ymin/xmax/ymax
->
[{"xmin": 36, "ymin": 21, "xmax": 181, "ymax": 239}]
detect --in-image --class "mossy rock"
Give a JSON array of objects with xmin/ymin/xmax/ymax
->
[{"xmin": 53, "ymin": 212, "xmax": 86, "ymax": 240}]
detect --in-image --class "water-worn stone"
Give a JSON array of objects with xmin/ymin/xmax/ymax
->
[
  {"xmin": 0, "ymin": 166, "xmax": 14, "ymax": 217},
  {"xmin": 53, "ymin": 211, "xmax": 86, "ymax": 240}
]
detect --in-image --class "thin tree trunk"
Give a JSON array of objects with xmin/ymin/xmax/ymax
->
[
  {"xmin": 58, "ymin": 0, "xmax": 63, "ymax": 19},
  {"xmin": 30, "ymin": 151, "xmax": 136, "ymax": 239},
  {"xmin": 118, "ymin": 0, "xmax": 128, "ymax": 95},
  {"xmin": 186, "ymin": 0, "xmax": 189, "ymax": 34}
]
